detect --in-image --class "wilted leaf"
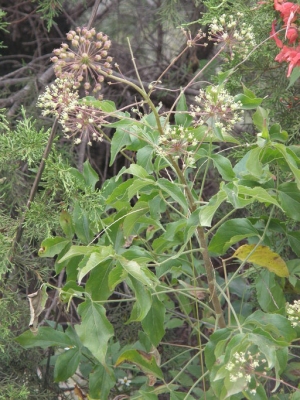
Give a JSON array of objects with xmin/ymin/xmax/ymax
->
[
  {"xmin": 233, "ymin": 244, "xmax": 289, "ymax": 277},
  {"xmin": 74, "ymin": 385, "xmax": 85, "ymax": 400},
  {"xmin": 178, "ymin": 280, "xmax": 207, "ymax": 300},
  {"xmin": 28, "ymin": 286, "xmax": 48, "ymax": 334}
]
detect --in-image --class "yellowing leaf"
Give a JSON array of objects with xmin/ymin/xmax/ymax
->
[
  {"xmin": 233, "ymin": 244, "xmax": 289, "ymax": 277},
  {"xmin": 115, "ymin": 349, "xmax": 163, "ymax": 380}
]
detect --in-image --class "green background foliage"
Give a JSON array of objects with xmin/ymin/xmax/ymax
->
[{"xmin": 1, "ymin": 0, "xmax": 300, "ymax": 399}]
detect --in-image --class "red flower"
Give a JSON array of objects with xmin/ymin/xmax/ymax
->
[
  {"xmin": 274, "ymin": 0, "xmax": 300, "ymax": 24},
  {"xmin": 276, "ymin": 46, "xmax": 300, "ymax": 76},
  {"xmin": 286, "ymin": 26, "xmax": 298, "ymax": 43},
  {"xmin": 271, "ymin": 21, "xmax": 300, "ymax": 76}
]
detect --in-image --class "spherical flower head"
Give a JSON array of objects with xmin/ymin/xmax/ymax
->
[
  {"xmin": 208, "ymin": 14, "xmax": 256, "ymax": 60},
  {"xmin": 51, "ymin": 27, "xmax": 113, "ymax": 95},
  {"xmin": 190, "ymin": 85, "xmax": 243, "ymax": 136},
  {"xmin": 36, "ymin": 78, "xmax": 79, "ymax": 117},
  {"xmin": 59, "ymin": 99, "xmax": 108, "ymax": 144}
]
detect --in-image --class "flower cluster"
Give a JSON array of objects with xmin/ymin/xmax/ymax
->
[
  {"xmin": 36, "ymin": 78, "xmax": 79, "ymax": 117},
  {"xmin": 37, "ymin": 79, "xmax": 107, "ymax": 144},
  {"xmin": 208, "ymin": 13, "xmax": 256, "ymax": 60},
  {"xmin": 226, "ymin": 351, "xmax": 267, "ymax": 394},
  {"xmin": 286, "ymin": 299, "xmax": 300, "ymax": 327},
  {"xmin": 157, "ymin": 124, "xmax": 198, "ymax": 166},
  {"xmin": 181, "ymin": 27, "xmax": 207, "ymax": 48},
  {"xmin": 51, "ymin": 27, "xmax": 113, "ymax": 94},
  {"xmin": 37, "ymin": 28, "xmax": 113, "ymax": 144},
  {"xmin": 271, "ymin": 0, "xmax": 300, "ymax": 77},
  {"xmin": 60, "ymin": 100, "xmax": 107, "ymax": 144},
  {"xmin": 190, "ymin": 85, "xmax": 243, "ymax": 135}
]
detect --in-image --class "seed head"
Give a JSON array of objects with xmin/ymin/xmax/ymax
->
[
  {"xmin": 51, "ymin": 27, "xmax": 113, "ymax": 95},
  {"xmin": 59, "ymin": 100, "xmax": 107, "ymax": 144}
]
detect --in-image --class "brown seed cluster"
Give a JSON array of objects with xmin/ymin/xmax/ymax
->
[{"xmin": 51, "ymin": 27, "xmax": 113, "ymax": 95}]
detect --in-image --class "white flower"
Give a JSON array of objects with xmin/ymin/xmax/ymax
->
[{"xmin": 118, "ymin": 376, "xmax": 131, "ymax": 386}]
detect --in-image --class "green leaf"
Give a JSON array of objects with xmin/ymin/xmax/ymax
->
[
  {"xmin": 234, "ymin": 89, "xmax": 263, "ymax": 109},
  {"xmin": 117, "ymin": 164, "xmax": 153, "ymax": 180},
  {"xmin": 222, "ymin": 183, "xmax": 253, "ymax": 209},
  {"xmin": 210, "ymin": 154, "xmax": 236, "ymax": 181},
  {"xmin": 106, "ymin": 178, "xmax": 134, "ymax": 204},
  {"xmin": 75, "ymin": 300, "xmax": 114, "ymax": 365},
  {"xmin": 54, "ymin": 348, "xmax": 81, "ymax": 382},
  {"xmin": 58, "ymin": 245, "xmax": 96, "ymax": 264},
  {"xmin": 244, "ymin": 147, "xmax": 264, "ymax": 178},
  {"xmin": 89, "ymin": 364, "xmax": 116, "ymax": 399},
  {"xmin": 199, "ymin": 190, "xmax": 227, "ymax": 227},
  {"xmin": 175, "ymin": 93, "xmax": 193, "ymax": 126},
  {"xmin": 256, "ymin": 270, "xmax": 286, "ymax": 312},
  {"xmin": 118, "ymin": 256, "xmax": 158, "ymax": 288},
  {"xmin": 97, "ymin": 99, "xmax": 116, "ymax": 112},
  {"xmin": 110, "ymin": 128, "xmax": 132, "ymax": 166},
  {"xmin": 60, "ymin": 281, "xmax": 84, "ymax": 303},
  {"xmin": 275, "ymin": 143, "xmax": 300, "ymax": 189},
  {"xmin": 287, "ymin": 66, "xmax": 300, "ymax": 89},
  {"xmin": 217, "ymin": 68, "xmax": 234, "ymax": 85},
  {"xmin": 208, "ymin": 218, "xmax": 260, "ymax": 255},
  {"xmin": 269, "ymin": 123, "xmax": 288, "ymax": 143},
  {"xmin": 156, "ymin": 178, "xmax": 188, "ymax": 212},
  {"xmin": 287, "ymin": 231, "xmax": 300, "ymax": 257},
  {"xmin": 73, "ymin": 203, "xmax": 93, "ymax": 244},
  {"xmin": 252, "ymin": 107, "xmax": 269, "ymax": 135},
  {"xmin": 137, "ymin": 145, "xmax": 154, "ymax": 173},
  {"xmin": 123, "ymin": 201, "xmax": 149, "ymax": 237},
  {"xmin": 77, "ymin": 246, "xmax": 114, "ymax": 284},
  {"xmin": 126, "ymin": 277, "xmax": 152, "ymax": 323},
  {"xmin": 278, "ymin": 182, "xmax": 300, "ymax": 221},
  {"xmin": 16, "ymin": 327, "xmax": 72, "ymax": 348},
  {"xmin": 205, "ymin": 328, "xmax": 232, "ymax": 370},
  {"xmin": 81, "ymin": 97, "xmax": 116, "ymax": 112},
  {"xmin": 233, "ymin": 147, "xmax": 272, "ymax": 183},
  {"xmin": 127, "ymin": 179, "xmax": 156, "ymax": 200},
  {"xmin": 82, "ymin": 160, "xmax": 99, "ymax": 188},
  {"xmin": 108, "ymin": 263, "xmax": 127, "ymax": 290},
  {"xmin": 244, "ymin": 311, "xmax": 296, "ymax": 346},
  {"xmin": 236, "ymin": 185, "xmax": 282, "ymax": 210},
  {"xmin": 115, "ymin": 349, "xmax": 163, "ymax": 379},
  {"xmin": 59, "ymin": 211, "xmax": 75, "ymax": 239},
  {"xmin": 142, "ymin": 296, "xmax": 165, "ymax": 347},
  {"xmin": 86, "ymin": 260, "xmax": 113, "ymax": 301},
  {"xmin": 38, "ymin": 237, "xmax": 70, "ymax": 258}
]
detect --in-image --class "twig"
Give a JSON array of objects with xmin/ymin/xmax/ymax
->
[{"xmin": 86, "ymin": 0, "xmax": 102, "ymax": 30}]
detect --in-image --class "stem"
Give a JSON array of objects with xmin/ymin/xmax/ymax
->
[
  {"xmin": 169, "ymin": 157, "xmax": 226, "ymax": 328},
  {"xmin": 102, "ymin": 70, "xmax": 164, "ymax": 135},
  {"xmin": 77, "ymin": 129, "xmax": 89, "ymax": 172},
  {"xmin": 127, "ymin": 38, "xmax": 146, "ymax": 93},
  {"xmin": 86, "ymin": 0, "xmax": 101, "ymax": 30},
  {"xmin": 165, "ymin": 44, "xmax": 226, "ymax": 126}
]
